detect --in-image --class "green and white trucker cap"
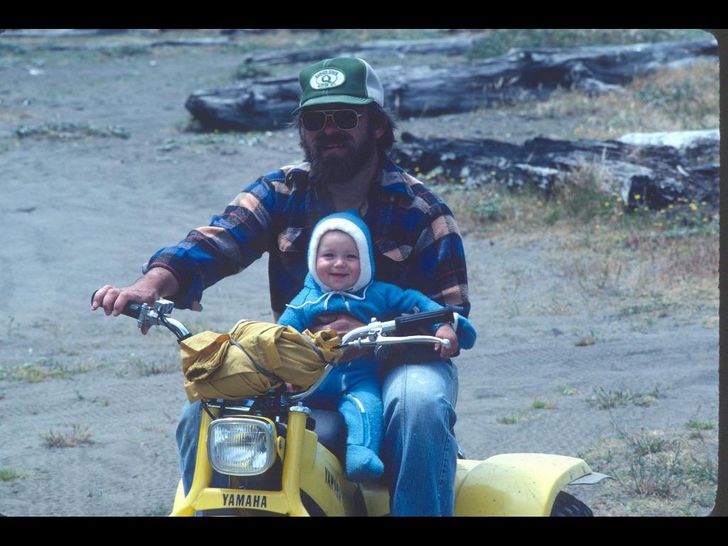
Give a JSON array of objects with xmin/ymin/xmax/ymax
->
[{"xmin": 296, "ymin": 57, "xmax": 384, "ymax": 111}]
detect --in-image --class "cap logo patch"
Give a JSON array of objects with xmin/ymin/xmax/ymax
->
[{"xmin": 310, "ymin": 68, "xmax": 346, "ymax": 90}]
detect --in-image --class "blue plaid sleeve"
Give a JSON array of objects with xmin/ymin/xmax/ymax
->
[
  {"xmin": 415, "ymin": 202, "xmax": 470, "ymax": 316},
  {"xmin": 368, "ymin": 163, "xmax": 470, "ymax": 318}
]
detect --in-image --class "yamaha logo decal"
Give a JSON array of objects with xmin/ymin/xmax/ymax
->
[{"xmin": 310, "ymin": 69, "xmax": 346, "ymax": 90}]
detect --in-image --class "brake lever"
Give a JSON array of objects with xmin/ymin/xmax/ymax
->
[{"xmin": 123, "ymin": 297, "xmax": 191, "ymax": 341}]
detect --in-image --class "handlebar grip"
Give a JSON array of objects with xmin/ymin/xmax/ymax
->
[
  {"xmin": 394, "ymin": 307, "xmax": 455, "ymax": 335},
  {"xmin": 91, "ymin": 290, "xmax": 144, "ymax": 319},
  {"xmin": 120, "ymin": 302, "xmax": 143, "ymax": 319}
]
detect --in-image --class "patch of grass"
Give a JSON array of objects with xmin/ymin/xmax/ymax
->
[
  {"xmin": 574, "ymin": 335, "xmax": 596, "ymax": 347},
  {"xmin": 587, "ymin": 385, "xmax": 665, "ymax": 410},
  {"xmin": 684, "ymin": 455, "xmax": 718, "ymax": 485},
  {"xmin": 507, "ymin": 166, "xmax": 717, "ymax": 316},
  {"xmin": 0, "ymin": 363, "xmax": 68, "ymax": 382},
  {"xmin": 578, "ymin": 423, "xmax": 718, "ymax": 514},
  {"xmin": 531, "ymin": 399, "xmax": 556, "ymax": 410},
  {"xmin": 445, "ymin": 185, "xmax": 565, "ymax": 236},
  {"xmin": 234, "ymin": 62, "xmax": 273, "ymax": 80},
  {"xmin": 615, "ymin": 427, "xmax": 716, "ymax": 499},
  {"xmin": 633, "ymin": 63, "xmax": 719, "ymax": 129},
  {"xmin": 467, "ymin": 29, "xmax": 709, "ymax": 60},
  {"xmin": 558, "ymin": 385, "xmax": 578, "ymax": 396},
  {"xmin": 0, "ymin": 358, "xmax": 90, "ymax": 383},
  {"xmin": 553, "ymin": 165, "xmax": 618, "ymax": 226},
  {"xmin": 686, "ymin": 420, "xmax": 715, "ymax": 431},
  {"xmin": 620, "ymin": 428, "xmax": 674, "ymax": 457},
  {"xmin": 628, "ymin": 445, "xmax": 684, "ymax": 498},
  {"xmin": 446, "ymin": 163, "xmax": 664, "ymax": 236},
  {"xmin": 126, "ymin": 356, "xmax": 178, "ymax": 377},
  {"xmin": 559, "ymin": 222, "xmax": 718, "ymax": 312},
  {"xmin": 0, "ymin": 468, "xmax": 26, "ymax": 482},
  {"xmin": 472, "ymin": 194, "xmax": 505, "ymax": 222},
  {"xmin": 496, "ymin": 415, "xmax": 528, "ymax": 425},
  {"xmin": 534, "ymin": 60, "xmax": 718, "ymax": 138},
  {"xmin": 616, "ymin": 302, "xmax": 671, "ymax": 319},
  {"xmin": 15, "ymin": 122, "xmax": 130, "ymax": 140},
  {"xmin": 41, "ymin": 424, "xmax": 94, "ymax": 448}
]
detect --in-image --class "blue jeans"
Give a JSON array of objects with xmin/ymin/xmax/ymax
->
[{"xmin": 176, "ymin": 358, "xmax": 459, "ymax": 516}]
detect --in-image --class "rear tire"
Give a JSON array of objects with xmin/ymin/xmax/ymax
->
[{"xmin": 550, "ymin": 491, "xmax": 593, "ymax": 516}]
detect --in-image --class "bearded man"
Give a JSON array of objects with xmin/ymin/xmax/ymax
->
[{"xmin": 92, "ymin": 57, "xmax": 470, "ymax": 516}]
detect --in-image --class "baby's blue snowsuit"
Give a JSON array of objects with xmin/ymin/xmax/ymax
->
[{"xmin": 278, "ymin": 211, "xmax": 476, "ymax": 482}]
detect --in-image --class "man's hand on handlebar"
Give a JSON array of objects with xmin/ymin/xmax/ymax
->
[
  {"xmin": 91, "ymin": 284, "xmax": 156, "ymax": 316},
  {"xmin": 91, "ymin": 284, "xmax": 160, "ymax": 334},
  {"xmin": 90, "ymin": 268, "xmax": 180, "ymax": 335}
]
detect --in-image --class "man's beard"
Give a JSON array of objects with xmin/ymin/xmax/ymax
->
[{"xmin": 302, "ymin": 129, "xmax": 378, "ymax": 187}]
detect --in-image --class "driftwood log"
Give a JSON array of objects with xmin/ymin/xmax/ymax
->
[
  {"xmin": 184, "ymin": 38, "xmax": 718, "ymax": 132},
  {"xmin": 390, "ymin": 130, "xmax": 719, "ymax": 216},
  {"xmin": 239, "ymin": 37, "xmax": 477, "ymax": 66}
]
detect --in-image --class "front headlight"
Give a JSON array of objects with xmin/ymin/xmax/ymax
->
[{"xmin": 207, "ymin": 418, "xmax": 276, "ymax": 476}]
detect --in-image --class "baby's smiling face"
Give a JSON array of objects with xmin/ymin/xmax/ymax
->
[{"xmin": 315, "ymin": 230, "xmax": 361, "ymax": 291}]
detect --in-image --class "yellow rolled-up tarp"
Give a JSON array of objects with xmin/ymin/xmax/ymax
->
[{"xmin": 180, "ymin": 320, "xmax": 342, "ymax": 401}]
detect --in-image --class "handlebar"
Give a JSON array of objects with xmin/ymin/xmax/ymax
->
[
  {"xmin": 94, "ymin": 292, "xmax": 460, "ymax": 402},
  {"xmin": 340, "ymin": 307, "xmax": 454, "ymax": 342},
  {"xmin": 292, "ymin": 307, "xmax": 462, "ymax": 402},
  {"xmin": 90, "ymin": 291, "xmax": 191, "ymax": 341}
]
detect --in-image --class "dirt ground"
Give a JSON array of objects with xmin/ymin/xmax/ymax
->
[{"xmin": 0, "ymin": 30, "xmax": 719, "ymax": 516}]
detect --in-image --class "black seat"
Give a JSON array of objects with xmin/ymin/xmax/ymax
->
[{"xmin": 308, "ymin": 409, "xmax": 347, "ymax": 463}]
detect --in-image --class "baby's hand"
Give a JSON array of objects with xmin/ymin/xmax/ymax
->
[{"xmin": 434, "ymin": 324, "xmax": 459, "ymax": 358}]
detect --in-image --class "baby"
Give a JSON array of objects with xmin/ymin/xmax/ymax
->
[{"xmin": 278, "ymin": 211, "xmax": 476, "ymax": 481}]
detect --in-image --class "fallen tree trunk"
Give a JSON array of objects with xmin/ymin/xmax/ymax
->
[
  {"xmin": 17, "ymin": 36, "xmax": 237, "ymax": 51},
  {"xmin": 390, "ymin": 130, "xmax": 719, "ymax": 217},
  {"xmin": 239, "ymin": 36, "xmax": 476, "ymax": 65},
  {"xmin": 185, "ymin": 38, "xmax": 717, "ymax": 131}
]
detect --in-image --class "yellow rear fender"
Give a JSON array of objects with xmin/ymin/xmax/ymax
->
[{"xmin": 454, "ymin": 453, "xmax": 595, "ymax": 516}]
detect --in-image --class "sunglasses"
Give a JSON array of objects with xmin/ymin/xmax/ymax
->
[{"xmin": 301, "ymin": 109, "xmax": 363, "ymax": 132}]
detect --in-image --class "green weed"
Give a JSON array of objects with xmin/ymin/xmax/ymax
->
[
  {"xmin": 0, "ymin": 358, "xmax": 90, "ymax": 383},
  {"xmin": 579, "ymin": 423, "xmax": 718, "ymax": 513},
  {"xmin": 234, "ymin": 62, "xmax": 273, "ymax": 80},
  {"xmin": 684, "ymin": 456, "xmax": 718, "ymax": 485},
  {"xmin": 686, "ymin": 420, "xmax": 715, "ymax": 431},
  {"xmin": 558, "ymin": 385, "xmax": 578, "ymax": 396},
  {"xmin": 531, "ymin": 399, "xmax": 557, "ymax": 410},
  {"xmin": 127, "ymin": 356, "xmax": 178, "ymax": 377},
  {"xmin": 467, "ymin": 29, "xmax": 709, "ymax": 60},
  {"xmin": 574, "ymin": 335, "xmax": 597, "ymax": 347},
  {"xmin": 496, "ymin": 415, "xmax": 527, "ymax": 425},
  {"xmin": 15, "ymin": 122, "xmax": 130, "ymax": 140},
  {"xmin": 41, "ymin": 424, "xmax": 94, "ymax": 448},
  {"xmin": 587, "ymin": 385, "xmax": 665, "ymax": 410},
  {"xmin": 472, "ymin": 194, "xmax": 505, "ymax": 222},
  {"xmin": 0, "ymin": 468, "xmax": 26, "ymax": 482}
]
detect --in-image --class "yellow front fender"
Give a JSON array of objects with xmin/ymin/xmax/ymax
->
[{"xmin": 454, "ymin": 453, "xmax": 593, "ymax": 516}]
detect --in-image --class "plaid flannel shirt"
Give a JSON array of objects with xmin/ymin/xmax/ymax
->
[{"xmin": 145, "ymin": 157, "xmax": 470, "ymax": 319}]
